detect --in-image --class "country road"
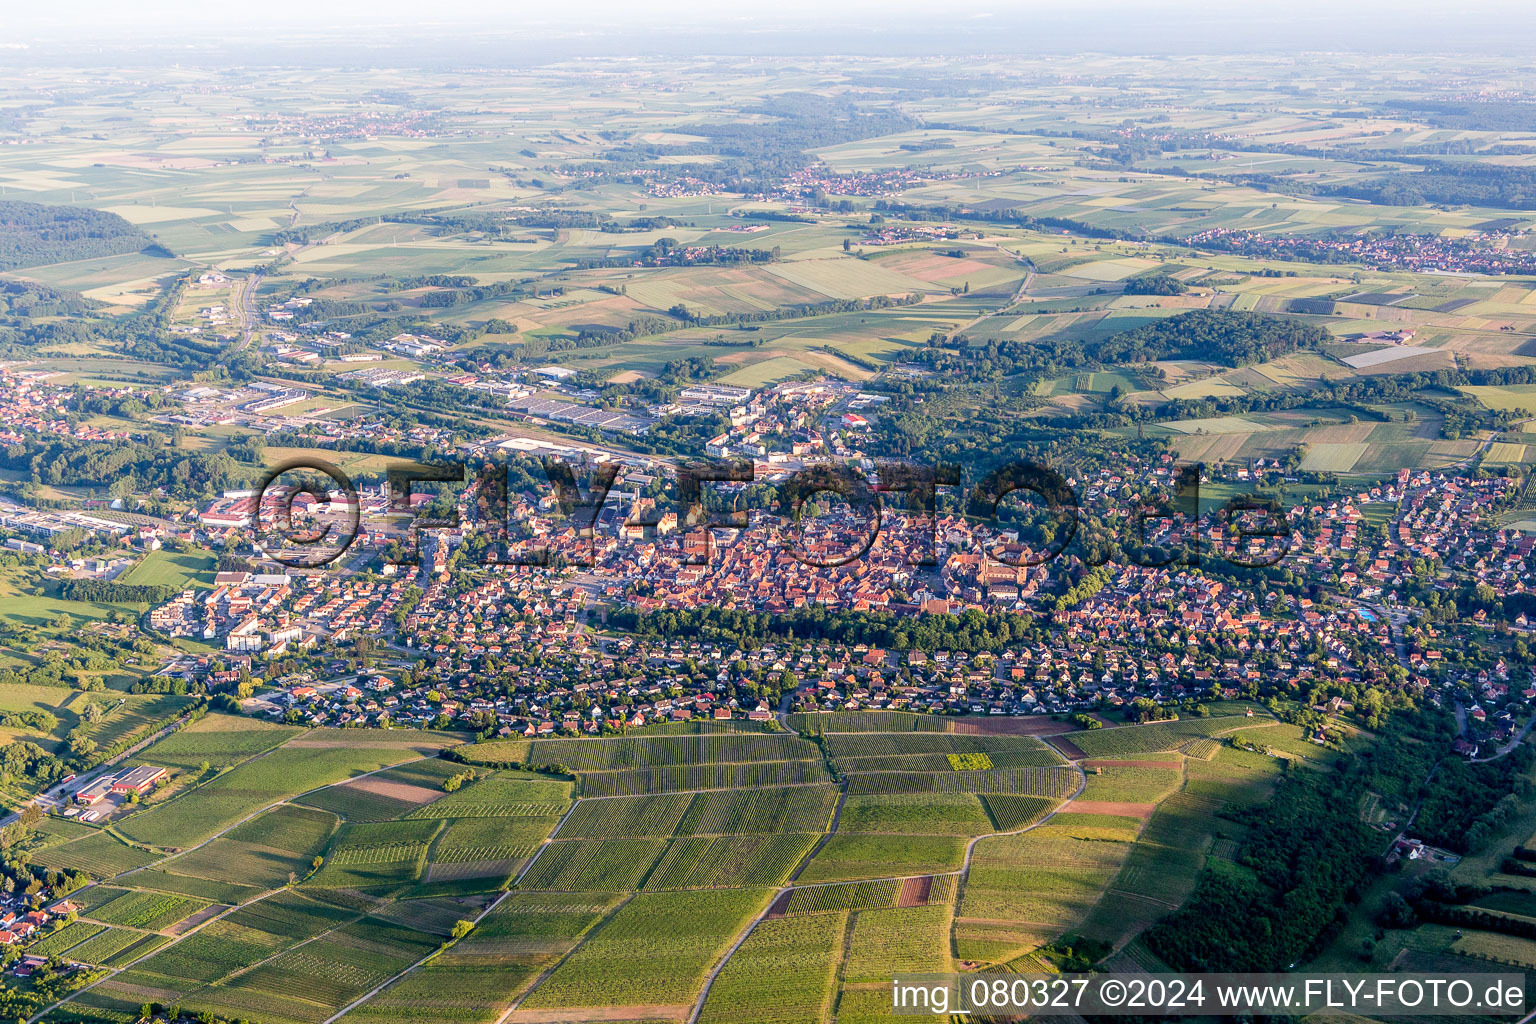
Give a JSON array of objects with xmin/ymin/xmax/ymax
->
[{"xmin": 230, "ymin": 271, "xmax": 264, "ymax": 352}]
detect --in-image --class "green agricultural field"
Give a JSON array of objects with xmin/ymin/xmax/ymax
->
[
  {"xmin": 838, "ymin": 792, "xmax": 995, "ymax": 835},
  {"xmin": 783, "ymin": 879, "xmax": 904, "ymax": 915},
  {"xmin": 797, "ymin": 833, "xmax": 968, "ymax": 884},
  {"xmin": 133, "ymin": 712, "xmax": 303, "ymax": 771},
  {"xmin": 28, "ymin": 920, "xmax": 107, "ymax": 957},
  {"xmin": 402, "ymin": 770, "xmax": 571, "ymax": 817},
  {"xmin": 1462, "ymin": 384, "xmax": 1536, "ymax": 414},
  {"xmin": 517, "ymin": 838, "xmax": 669, "ymax": 891},
  {"xmin": 125, "ymin": 870, "xmax": 264, "ymax": 904},
  {"xmin": 224, "ymin": 803, "xmax": 339, "ymax": 854},
  {"xmin": 520, "ymin": 888, "xmax": 772, "ymax": 1011},
  {"xmin": 64, "ymin": 925, "xmax": 152, "ymax": 966},
  {"xmin": 116, "ymin": 736, "xmax": 452, "ymax": 848},
  {"xmin": 291, "ymin": 761, "xmax": 460, "ymax": 822},
  {"xmin": 340, "ymin": 960, "xmax": 531, "ymax": 1024},
  {"xmin": 1068, "ymin": 716, "xmax": 1266, "ymax": 757},
  {"xmin": 1108, "ymin": 840, "xmax": 1206, "ymax": 906},
  {"xmin": 508, "ymin": 733, "xmax": 820, "ymax": 771},
  {"xmin": 555, "ymin": 792, "xmax": 695, "ymax": 839},
  {"xmin": 786, "ymin": 711, "xmax": 949, "ymax": 733},
  {"xmin": 842, "ymin": 765, "xmax": 1079, "ymax": 798},
  {"xmin": 677, "ymin": 785, "xmax": 840, "ymax": 836},
  {"xmin": 825, "ymin": 731, "xmax": 1061, "ymax": 765},
  {"xmin": 463, "ymin": 890, "xmax": 622, "ymax": 960},
  {"xmin": 308, "ymin": 818, "xmax": 443, "ymax": 888},
  {"xmin": 1140, "ymin": 792, "xmax": 1224, "ymax": 849},
  {"xmin": 165, "ymin": 812, "xmax": 337, "ymax": 889},
  {"xmin": 340, "ymin": 892, "xmax": 622, "ymax": 1024},
  {"xmin": 31, "ymin": 830, "xmax": 159, "ymax": 878},
  {"xmin": 1080, "ymin": 765, "xmax": 1184, "ymax": 803},
  {"xmin": 90, "ymin": 890, "xmax": 211, "ymax": 931},
  {"xmin": 698, "ymin": 913, "xmax": 847, "ymax": 1024},
  {"xmin": 1182, "ymin": 752, "xmax": 1285, "ymax": 806},
  {"xmin": 1254, "ymin": 723, "xmax": 1348, "ymax": 763},
  {"xmin": 980, "ymin": 794, "xmax": 1057, "ymax": 831},
  {"xmin": 576, "ymin": 759, "xmax": 833, "ymax": 796},
  {"xmin": 118, "ymin": 548, "xmax": 217, "ymax": 589},
  {"xmin": 643, "ymin": 833, "xmax": 820, "ymax": 889},
  {"xmin": 958, "ymin": 819, "xmax": 1139, "ymax": 963},
  {"xmin": 432, "ymin": 814, "xmax": 559, "ymax": 863},
  {"xmin": 842, "ymin": 904, "xmax": 953, "ymax": 981}
]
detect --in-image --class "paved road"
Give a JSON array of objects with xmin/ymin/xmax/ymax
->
[{"xmin": 230, "ymin": 271, "xmax": 264, "ymax": 352}]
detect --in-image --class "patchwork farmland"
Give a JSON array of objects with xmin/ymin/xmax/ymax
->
[{"xmin": 10, "ymin": 707, "xmax": 1322, "ymax": 1024}]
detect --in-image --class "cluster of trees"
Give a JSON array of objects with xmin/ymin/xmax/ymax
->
[
  {"xmin": 414, "ymin": 278, "xmax": 527, "ymax": 309},
  {"xmin": 0, "ymin": 201, "xmax": 156, "ymax": 272},
  {"xmin": 1, "ymin": 436, "xmax": 245, "ymax": 499},
  {"xmin": 1053, "ymin": 565, "xmax": 1112, "ymax": 612},
  {"xmin": 1380, "ymin": 869, "xmax": 1536, "ymax": 950},
  {"xmin": 1415, "ymin": 901, "xmax": 1536, "ymax": 941},
  {"xmin": 573, "ymin": 242, "xmax": 776, "ymax": 270},
  {"xmin": 271, "ymin": 215, "xmax": 381, "ymax": 246},
  {"xmin": 592, "ymin": 410, "xmax": 729, "ymax": 459},
  {"xmin": 441, "ymin": 769, "xmax": 477, "ymax": 792},
  {"xmin": 57, "ymin": 579, "xmax": 181, "ymax": 605},
  {"xmin": 1121, "ymin": 273, "xmax": 1187, "ymax": 296},
  {"xmin": 1384, "ymin": 99, "xmax": 1536, "ymax": 133},
  {"xmin": 870, "ymin": 199, "xmax": 1150, "ymax": 240},
  {"xmin": 908, "ymin": 333, "xmax": 1096, "ymax": 383},
  {"xmin": 0, "ymin": 278, "xmax": 94, "ymax": 320},
  {"xmin": 608, "ymin": 604, "xmax": 1038, "ymax": 654},
  {"xmin": 0, "ymin": 740, "xmax": 69, "ymax": 795},
  {"xmin": 1413, "ymin": 744, "xmax": 1536, "ymax": 854},
  {"xmin": 1145, "ymin": 761, "xmax": 1381, "ymax": 970},
  {"xmin": 0, "ymin": 709, "xmax": 57, "ymax": 732},
  {"xmin": 735, "ymin": 211, "xmax": 815, "ymax": 224},
  {"xmin": 906, "ymin": 310, "xmax": 1324, "ymax": 406},
  {"xmin": 1323, "ymin": 162, "xmax": 1536, "ymax": 211},
  {"xmin": 664, "ymin": 292, "xmax": 921, "ymax": 328},
  {"xmin": 128, "ymin": 676, "xmax": 211, "ymax": 695},
  {"xmin": 1124, "ymin": 696, "xmax": 1179, "ymax": 723},
  {"xmin": 1093, "ymin": 309, "xmax": 1329, "ymax": 367},
  {"xmin": 551, "ymin": 93, "xmax": 912, "ymax": 190},
  {"xmin": 71, "ymin": 387, "xmax": 181, "ymax": 421},
  {"xmin": 675, "ymin": 93, "xmax": 917, "ymax": 183}
]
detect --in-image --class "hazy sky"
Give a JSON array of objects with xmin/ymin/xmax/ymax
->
[{"xmin": 8, "ymin": 0, "xmax": 1536, "ymax": 58}]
